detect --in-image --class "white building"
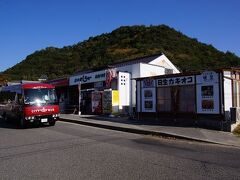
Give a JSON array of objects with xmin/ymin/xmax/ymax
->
[{"xmin": 67, "ymin": 53, "xmax": 179, "ymax": 115}]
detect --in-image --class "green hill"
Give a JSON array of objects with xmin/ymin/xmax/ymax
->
[{"xmin": 1, "ymin": 25, "xmax": 240, "ymax": 80}]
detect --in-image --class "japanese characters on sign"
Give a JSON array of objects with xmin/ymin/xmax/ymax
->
[
  {"xmin": 156, "ymin": 76, "xmax": 195, "ymax": 87},
  {"xmin": 143, "ymin": 78, "xmax": 155, "ymax": 88},
  {"xmin": 202, "ymin": 71, "xmax": 215, "ymax": 82},
  {"xmin": 69, "ymin": 70, "xmax": 106, "ymax": 86}
]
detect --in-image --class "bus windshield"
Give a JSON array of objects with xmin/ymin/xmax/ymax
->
[{"xmin": 24, "ymin": 88, "xmax": 58, "ymax": 106}]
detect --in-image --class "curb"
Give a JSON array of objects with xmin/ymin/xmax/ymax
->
[{"xmin": 59, "ymin": 117, "xmax": 231, "ymax": 146}]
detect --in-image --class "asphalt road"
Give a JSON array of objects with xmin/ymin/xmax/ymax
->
[{"xmin": 0, "ymin": 119, "xmax": 239, "ymax": 180}]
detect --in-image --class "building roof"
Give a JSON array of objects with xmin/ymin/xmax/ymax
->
[
  {"xmin": 72, "ymin": 53, "xmax": 163, "ymax": 76},
  {"xmin": 111, "ymin": 53, "xmax": 163, "ymax": 68}
]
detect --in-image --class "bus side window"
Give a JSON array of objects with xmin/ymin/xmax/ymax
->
[{"xmin": 0, "ymin": 91, "xmax": 19, "ymax": 104}]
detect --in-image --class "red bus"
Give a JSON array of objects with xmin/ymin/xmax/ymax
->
[{"xmin": 0, "ymin": 83, "xmax": 59, "ymax": 128}]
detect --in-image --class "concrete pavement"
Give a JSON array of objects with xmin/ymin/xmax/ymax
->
[{"xmin": 60, "ymin": 114, "xmax": 240, "ymax": 148}]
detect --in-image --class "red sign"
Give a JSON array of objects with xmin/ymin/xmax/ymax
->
[{"xmin": 23, "ymin": 105, "xmax": 59, "ymax": 117}]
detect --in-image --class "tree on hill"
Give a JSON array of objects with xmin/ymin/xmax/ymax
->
[{"xmin": 1, "ymin": 25, "xmax": 240, "ymax": 80}]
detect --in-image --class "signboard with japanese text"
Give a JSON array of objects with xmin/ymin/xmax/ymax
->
[
  {"xmin": 196, "ymin": 71, "xmax": 220, "ymax": 114},
  {"xmin": 142, "ymin": 78, "xmax": 155, "ymax": 88},
  {"xmin": 156, "ymin": 76, "xmax": 195, "ymax": 87},
  {"xmin": 105, "ymin": 68, "xmax": 117, "ymax": 88},
  {"xmin": 69, "ymin": 70, "xmax": 106, "ymax": 86}
]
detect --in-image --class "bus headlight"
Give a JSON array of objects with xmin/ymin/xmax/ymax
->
[
  {"xmin": 25, "ymin": 116, "xmax": 35, "ymax": 120},
  {"xmin": 52, "ymin": 114, "xmax": 59, "ymax": 118}
]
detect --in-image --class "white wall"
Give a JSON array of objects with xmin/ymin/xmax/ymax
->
[
  {"xmin": 118, "ymin": 72, "xmax": 130, "ymax": 109},
  {"xmin": 224, "ymin": 71, "xmax": 232, "ymax": 111},
  {"xmin": 139, "ymin": 63, "xmax": 165, "ymax": 78},
  {"xmin": 117, "ymin": 63, "xmax": 140, "ymax": 78},
  {"xmin": 117, "ymin": 64, "xmax": 139, "ymax": 111},
  {"xmin": 224, "ymin": 78, "xmax": 232, "ymax": 110}
]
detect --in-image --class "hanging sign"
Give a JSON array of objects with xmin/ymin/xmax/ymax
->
[{"xmin": 105, "ymin": 68, "xmax": 117, "ymax": 88}]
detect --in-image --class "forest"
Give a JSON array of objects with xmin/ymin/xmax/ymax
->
[{"xmin": 1, "ymin": 25, "xmax": 239, "ymax": 81}]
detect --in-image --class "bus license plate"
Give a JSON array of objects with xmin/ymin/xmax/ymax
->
[{"xmin": 41, "ymin": 118, "xmax": 48, "ymax": 123}]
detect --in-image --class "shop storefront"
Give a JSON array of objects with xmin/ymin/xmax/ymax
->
[
  {"xmin": 136, "ymin": 69, "xmax": 240, "ymax": 132},
  {"xmin": 67, "ymin": 54, "xmax": 180, "ymax": 115},
  {"xmin": 69, "ymin": 69, "xmax": 130, "ymax": 115}
]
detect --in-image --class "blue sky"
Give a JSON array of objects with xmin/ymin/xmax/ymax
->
[{"xmin": 0, "ymin": 0, "xmax": 239, "ymax": 72}]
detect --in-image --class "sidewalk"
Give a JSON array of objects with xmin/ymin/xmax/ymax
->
[{"xmin": 59, "ymin": 114, "xmax": 240, "ymax": 148}]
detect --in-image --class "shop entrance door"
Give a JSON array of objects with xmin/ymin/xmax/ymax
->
[{"xmin": 81, "ymin": 90, "xmax": 93, "ymax": 114}]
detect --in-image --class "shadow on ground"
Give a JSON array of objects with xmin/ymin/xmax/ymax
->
[
  {"xmin": 0, "ymin": 118, "xmax": 20, "ymax": 129},
  {"xmin": 0, "ymin": 118, "xmax": 47, "ymax": 129},
  {"xmin": 81, "ymin": 115, "xmax": 201, "ymax": 129}
]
